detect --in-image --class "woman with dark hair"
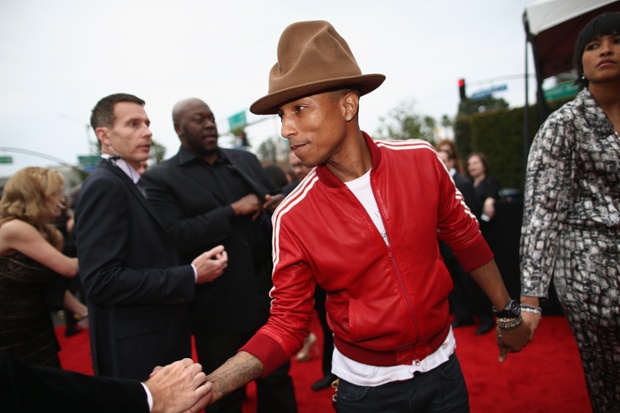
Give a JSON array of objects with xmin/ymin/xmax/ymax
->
[
  {"xmin": 0, "ymin": 167, "xmax": 84, "ymax": 367},
  {"xmin": 520, "ymin": 12, "xmax": 620, "ymax": 412},
  {"xmin": 466, "ymin": 152, "xmax": 500, "ymax": 221}
]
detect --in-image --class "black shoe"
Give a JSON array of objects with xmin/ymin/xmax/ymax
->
[
  {"xmin": 311, "ymin": 374, "xmax": 337, "ymax": 391},
  {"xmin": 451, "ymin": 319, "xmax": 475, "ymax": 328},
  {"xmin": 475, "ymin": 322, "xmax": 494, "ymax": 335}
]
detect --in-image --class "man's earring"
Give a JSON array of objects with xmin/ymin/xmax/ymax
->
[{"xmin": 345, "ymin": 116, "xmax": 352, "ymax": 121}]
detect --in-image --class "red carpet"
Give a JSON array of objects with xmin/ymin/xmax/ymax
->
[{"xmin": 57, "ymin": 316, "xmax": 591, "ymax": 413}]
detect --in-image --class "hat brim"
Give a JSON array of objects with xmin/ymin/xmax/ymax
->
[{"xmin": 250, "ymin": 73, "xmax": 386, "ymax": 115}]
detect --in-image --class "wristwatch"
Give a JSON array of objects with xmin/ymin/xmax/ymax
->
[{"xmin": 493, "ymin": 299, "xmax": 521, "ymax": 319}]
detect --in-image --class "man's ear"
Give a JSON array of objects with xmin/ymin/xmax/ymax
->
[
  {"xmin": 95, "ymin": 127, "xmax": 110, "ymax": 147},
  {"xmin": 342, "ymin": 91, "xmax": 359, "ymax": 121},
  {"xmin": 173, "ymin": 121, "xmax": 183, "ymax": 137}
]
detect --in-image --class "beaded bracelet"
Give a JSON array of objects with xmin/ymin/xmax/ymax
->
[
  {"xmin": 520, "ymin": 303, "xmax": 542, "ymax": 316},
  {"xmin": 496, "ymin": 315, "xmax": 523, "ymax": 330}
]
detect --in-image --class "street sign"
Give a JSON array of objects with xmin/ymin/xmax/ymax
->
[
  {"xmin": 470, "ymin": 84, "xmax": 508, "ymax": 100},
  {"xmin": 78, "ymin": 155, "xmax": 100, "ymax": 165},
  {"xmin": 0, "ymin": 155, "xmax": 13, "ymax": 164},
  {"xmin": 544, "ymin": 82, "xmax": 579, "ymax": 101},
  {"xmin": 228, "ymin": 110, "xmax": 247, "ymax": 131},
  {"xmin": 78, "ymin": 155, "xmax": 99, "ymax": 171}
]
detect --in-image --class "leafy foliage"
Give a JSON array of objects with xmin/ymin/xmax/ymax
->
[
  {"xmin": 149, "ymin": 139, "xmax": 166, "ymax": 164},
  {"xmin": 377, "ymin": 100, "xmax": 438, "ymax": 142}
]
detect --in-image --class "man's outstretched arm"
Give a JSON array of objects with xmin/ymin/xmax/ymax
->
[{"xmin": 205, "ymin": 351, "xmax": 264, "ymax": 404}]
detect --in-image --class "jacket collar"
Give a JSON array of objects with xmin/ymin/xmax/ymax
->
[
  {"xmin": 177, "ymin": 145, "xmax": 228, "ymax": 166},
  {"xmin": 575, "ymin": 88, "xmax": 615, "ymax": 137},
  {"xmin": 316, "ymin": 131, "xmax": 381, "ymax": 188}
]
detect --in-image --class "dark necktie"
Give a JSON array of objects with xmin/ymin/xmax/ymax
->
[{"xmin": 136, "ymin": 179, "xmax": 147, "ymax": 198}]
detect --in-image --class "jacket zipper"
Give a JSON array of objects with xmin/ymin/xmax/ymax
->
[{"xmin": 372, "ymin": 178, "xmax": 422, "ymax": 365}]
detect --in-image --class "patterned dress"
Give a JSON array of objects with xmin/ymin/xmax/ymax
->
[
  {"xmin": 0, "ymin": 251, "xmax": 63, "ymax": 367},
  {"xmin": 520, "ymin": 89, "xmax": 620, "ymax": 413}
]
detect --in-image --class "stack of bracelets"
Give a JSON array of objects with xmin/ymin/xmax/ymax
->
[
  {"xmin": 496, "ymin": 303, "xmax": 542, "ymax": 330},
  {"xmin": 519, "ymin": 303, "xmax": 542, "ymax": 316},
  {"xmin": 496, "ymin": 315, "xmax": 523, "ymax": 330}
]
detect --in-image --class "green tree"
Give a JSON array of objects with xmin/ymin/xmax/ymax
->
[
  {"xmin": 149, "ymin": 139, "xmax": 166, "ymax": 164},
  {"xmin": 454, "ymin": 95, "xmax": 509, "ymax": 159},
  {"xmin": 376, "ymin": 100, "xmax": 438, "ymax": 143},
  {"xmin": 458, "ymin": 96, "xmax": 509, "ymax": 116},
  {"xmin": 257, "ymin": 138, "xmax": 279, "ymax": 163}
]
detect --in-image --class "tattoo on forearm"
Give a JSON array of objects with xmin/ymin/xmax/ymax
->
[{"xmin": 207, "ymin": 354, "xmax": 264, "ymax": 401}]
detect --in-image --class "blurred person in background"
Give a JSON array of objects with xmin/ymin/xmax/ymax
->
[
  {"xmin": 520, "ymin": 12, "xmax": 620, "ymax": 412},
  {"xmin": 436, "ymin": 141, "xmax": 493, "ymax": 335},
  {"xmin": 264, "ymin": 164, "xmax": 289, "ymax": 190},
  {"xmin": 0, "ymin": 167, "xmax": 85, "ymax": 367},
  {"xmin": 54, "ymin": 188, "xmax": 88, "ymax": 337},
  {"xmin": 466, "ymin": 152, "xmax": 500, "ymax": 221}
]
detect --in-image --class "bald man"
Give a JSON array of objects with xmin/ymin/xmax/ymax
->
[{"xmin": 141, "ymin": 98, "xmax": 297, "ymax": 413}]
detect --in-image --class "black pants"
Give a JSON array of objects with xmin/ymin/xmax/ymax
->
[{"xmin": 195, "ymin": 333, "xmax": 298, "ymax": 413}]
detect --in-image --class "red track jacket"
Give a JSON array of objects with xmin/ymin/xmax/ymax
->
[{"xmin": 241, "ymin": 133, "xmax": 493, "ymax": 376}]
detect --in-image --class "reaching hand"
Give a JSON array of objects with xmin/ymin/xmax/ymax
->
[
  {"xmin": 145, "ymin": 358, "xmax": 212, "ymax": 413},
  {"xmin": 264, "ymin": 193, "xmax": 285, "ymax": 212},
  {"xmin": 193, "ymin": 245, "xmax": 228, "ymax": 284},
  {"xmin": 231, "ymin": 194, "xmax": 263, "ymax": 220}
]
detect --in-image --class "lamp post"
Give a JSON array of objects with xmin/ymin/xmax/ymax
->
[{"xmin": 59, "ymin": 114, "xmax": 96, "ymax": 155}]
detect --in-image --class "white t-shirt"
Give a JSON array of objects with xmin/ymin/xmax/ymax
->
[{"xmin": 331, "ymin": 169, "xmax": 456, "ymax": 387}]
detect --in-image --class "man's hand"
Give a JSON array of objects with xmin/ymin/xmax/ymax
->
[
  {"xmin": 145, "ymin": 358, "xmax": 212, "ymax": 413},
  {"xmin": 264, "ymin": 194, "xmax": 284, "ymax": 212},
  {"xmin": 496, "ymin": 321, "xmax": 533, "ymax": 362},
  {"xmin": 192, "ymin": 245, "xmax": 228, "ymax": 284},
  {"xmin": 231, "ymin": 194, "xmax": 263, "ymax": 220}
]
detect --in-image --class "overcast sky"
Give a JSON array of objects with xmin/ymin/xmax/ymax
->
[{"xmin": 0, "ymin": 0, "xmax": 538, "ymax": 176}]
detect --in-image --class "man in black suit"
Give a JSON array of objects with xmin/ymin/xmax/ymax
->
[
  {"xmin": 75, "ymin": 93, "xmax": 228, "ymax": 381},
  {"xmin": 0, "ymin": 352, "xmax": 211, "ymax": 413},
  {"xmin": 141, "ymin": 98, "xmax": 297, "ymax": 413}
]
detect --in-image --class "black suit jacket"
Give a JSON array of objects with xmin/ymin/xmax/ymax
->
[
  {"xmin": 452, "ymin": 172, "xmax": 477, "ymax": 215},
  {"xmin": 141, "ymin": 147, "xmax": 280, "ymax": 335},
  {"xmin": 0, "ymin": 352, "xmax": 147, "ymax": 413},
  {"xmin": 75, "ymin": 159, "xmax": 195, "ymax": 380}
]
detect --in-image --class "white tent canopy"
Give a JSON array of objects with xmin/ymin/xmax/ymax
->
[
  {"xmin": 525, "ymin": 0, "xmax": 617, "ymax": 36},
  {"xmin": 523, "ymin": 0, "xmax": 620, "ymax": 80}
]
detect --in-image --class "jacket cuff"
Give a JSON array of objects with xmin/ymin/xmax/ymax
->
[
  {"xmin": 239, "ymin": 333, "xmax": 289, "ymax": 377},
  {"xmin": 453, "ymin": 234, "xmax": 494, "ymax": 272}
]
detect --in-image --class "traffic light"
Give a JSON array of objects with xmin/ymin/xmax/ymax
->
[
  {"xmin": 458, "ymin": 78, "xmax": 466, "ymax": 100},
  {"xmin": 239, "ymin": 130, "xmax": 249, "ymax": 147}
]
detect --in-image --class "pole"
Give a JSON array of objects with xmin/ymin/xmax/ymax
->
[
  {"xmin": 0, "ymin": 146, "xmax": 89, "ymax": 174},
  {"xmin": 59, "ymin": 114, "xmax": 95, "ymax": 155}
]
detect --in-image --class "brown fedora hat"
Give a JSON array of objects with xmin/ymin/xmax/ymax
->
[{"xmin": 250, "ymin": 20, "xmax": 386, "ymax": 115}]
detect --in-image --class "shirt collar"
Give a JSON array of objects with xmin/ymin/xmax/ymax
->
[
  {"xmin": 178, "ymin": 145, "xmax": 227, "ymax": 166},
  {"xmin": 101, "ymin": 154, "xmax": 141, "ymax": 184}
]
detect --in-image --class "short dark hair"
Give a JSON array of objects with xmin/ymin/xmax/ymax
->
[
  {"xmin": 574, "ymin": 12, "xmax": 620, "ymax": 89},
  {"xmin": 90, "ymin": 93, "xmax": 145, "ymax": 130}
]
